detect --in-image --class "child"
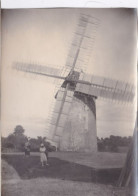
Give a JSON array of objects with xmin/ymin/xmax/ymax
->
[{"xmin": 40, "ymin": 143, "xmax": 48, "ymax": 167}]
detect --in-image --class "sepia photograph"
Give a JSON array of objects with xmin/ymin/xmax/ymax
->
[{"xmin": 1, "ymin": 8, "xmax": 137, "ymax": 196}]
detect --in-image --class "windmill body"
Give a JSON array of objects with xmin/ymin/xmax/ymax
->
[
  {"xmin": 60, "ymin": 94, "xmax": 97, "ymax": 152},
  {"xmin": 53, "ymin": 71, "xmax": 97, "ymax": 152},
  {"xmin": 46, "ymin": 69, "xmax": 134, "ymax": 152}
]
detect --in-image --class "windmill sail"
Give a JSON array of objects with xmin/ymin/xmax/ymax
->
[
  {"xmin": 13, "ymin": 62, "xmax": 63, "ymax": 80},
  {"xmin": 48, "ymin": 88, "xmax": 74, "ymax": 143},
  {"xmin": 76, "ymin": 73, "xmax": 135, "ymax": 103},
  {"xmin": 13, "ymin": 62, "xmax": 135, "ymax": 104},
  {"xmin": 13, "ymin": 15, "xmax": 99, "ymax": 84},
  {"xmin": 65, "ymin": 14, "xmax": 100, "ymax": 72}
]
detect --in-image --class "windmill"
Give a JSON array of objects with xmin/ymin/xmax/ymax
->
[{"xmin": 13, "ymin": 14, "xmax": 135, "ymax": 152}]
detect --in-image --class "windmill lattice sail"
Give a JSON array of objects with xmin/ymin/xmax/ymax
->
[
  {"xmin": 13, "ymin": 62, "xmax": 135, "ymax": 103},
  {"xmin": 65, "ymin": 14, "xmax": 100, "ymax": 72},
  {"xmin": 76, "ymin": 73, "xmax": 135, "ymax": 103},
  {"xmin": 48, "ymin": 89, "xmax": 74, "ymax": 143},
  {"xmin": 13, "ymin": 62, "xmax": 62, "ymax": 79}
]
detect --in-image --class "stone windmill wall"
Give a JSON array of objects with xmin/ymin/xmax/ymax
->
[{"xmin": 60, "ymin": 93, "xmax": 97, "ymax": 152}]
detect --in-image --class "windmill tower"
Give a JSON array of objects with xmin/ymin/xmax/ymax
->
[{"xmin": 13, "ymin": 14, "xmax": 135, "ymax": 152}]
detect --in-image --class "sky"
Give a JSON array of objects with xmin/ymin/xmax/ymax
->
[{"xmin": 1, "ymin": 8, "xmax": 137, "ymax": 138}]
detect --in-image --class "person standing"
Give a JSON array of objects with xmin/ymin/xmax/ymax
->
[
  {"xmin": 45, "ymin": 143, "xmax": 49, "ymax": 163},
  {"xmin": 43, "ymin": 138, "xmax": 49, "ymax": 164},
  {"xmin": 40, "ymin": 143, "xmax": 48, "ymax": 167},
  {"xmin": 24, "ymin": 141, "xmax": 31, "ymax": 157}
]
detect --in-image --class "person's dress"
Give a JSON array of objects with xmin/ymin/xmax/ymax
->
[{"xmin": 40, "ymin": 147, "xmax": 47, "ymax": 162}]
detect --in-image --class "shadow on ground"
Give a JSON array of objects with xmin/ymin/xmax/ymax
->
[{"xmin": 2, "ymin": 154, "xmax": 121, "ymax": 185}]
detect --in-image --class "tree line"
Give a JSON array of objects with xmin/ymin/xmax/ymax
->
[
  {"xmin": 1, "ymin": 125, "xmax": 132, "ymax": 153},
  {"xmin": 1, "ymin": 125, "xmax": 56, "ymax": 152},
  {"xmin": 97, "ymin": 135, "xmax": 132, "ymax": 152}
]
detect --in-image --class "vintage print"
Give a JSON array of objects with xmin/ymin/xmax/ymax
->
[{"xmin": 1, "ymin": 8, "xmax": 137, "ymax": 196}]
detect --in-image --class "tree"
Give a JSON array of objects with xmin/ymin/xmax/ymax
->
[
  {"xmin": 7, "ymin": 134, "xmax": 16, "ymax": 148},
  {"xmin": 5, "ymin": 125, "xmax": 27, "ymax": 151},
  {"xmin": 14, "ymin": 125, "xmax": 25, "ymax": 135},
  {"xmin": 37, "ymin": 136, "xmax": 43, "ymax": 144},
  {"xmin": 29, "ymin": 138, "xmax": 40, "ymax": 152}
]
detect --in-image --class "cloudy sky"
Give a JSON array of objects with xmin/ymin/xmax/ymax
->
[{"xmin": 1, "ymin": 8, "xmax": 137, "ymax": 138}]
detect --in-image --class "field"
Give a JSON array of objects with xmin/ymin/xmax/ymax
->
[{"xmin": 1, "ymin": 152, "xmax": 133, "ymax": 196}]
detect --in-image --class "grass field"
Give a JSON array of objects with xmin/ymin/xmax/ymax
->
[{"xmin": 1, "ymin": 152, "xmax": 133, "ymax": 196}]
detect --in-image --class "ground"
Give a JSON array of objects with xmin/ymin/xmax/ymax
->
[{"xmin": 1, "ymin": 152, "xmax": 133, "ymax": 196}]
